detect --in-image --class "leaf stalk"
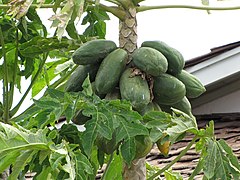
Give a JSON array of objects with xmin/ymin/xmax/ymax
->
[
  {"xmin": 147, "ymin": 135, "xmax": 199, "ymax": 180},
  {"xmin": 0, "ymin": 26, "xmax": 9, "ymax": 123},
  {"xmin": 8, "ymin": 27, "xmax": 19, "ymax": 111},
  {"xmin": 137, "ymin": 5, "xmax": 240, "ymax": 12},
  {"xmin": 10, "ymin": 54, "xmax": 48, "ymax": 117},
  {"xmin": 101, "ymin": 153, "xmax": 114, "ymax": 180}
]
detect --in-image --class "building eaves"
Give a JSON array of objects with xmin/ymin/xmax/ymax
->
[{"xmin": 185, "ymin": 41, "xmax": 240, "ymax": 68}]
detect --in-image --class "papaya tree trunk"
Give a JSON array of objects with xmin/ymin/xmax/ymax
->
[
  {"xmin": 119, "ymin": 6, "xmax": 137, "ymax": 61},
  {"xmin": 119, "ymin": 4, "xmax": 147, "ymax": 180}
]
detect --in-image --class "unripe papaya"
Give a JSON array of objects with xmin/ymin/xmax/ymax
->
[
  {"xmin": 95, "ymin": 131, "xmax": 119, "ymax": 155},
  {"xmin": 141, "ymin": 41, "xmax": 185, "ymax": 75},
  {"xmin": 95, "ymin": 49, "xmax": 128, "ymax": 94},
  {"xmin": 175, "ymin": 70, "xmax": 206, "ymax": 98},
  {"xmin": 72, "ymin": 39, "xmax": 117, "ymax": 65},
  {"xmin": 65, "ymin": 64, "xmax": 99, "ymax": 92},
  {"xmin": 171, "ymin": 96, "xmax": 193, "ymax": 116},
  {"xmin": 132, "ymin": 47, "xmax": 168, "ymax": 76},
  {"xmin": 153, "ymin": 73, "xmax": 186, "ymax": 105},
  {"xmin": 119, "ymin": 68, "xmax": 151, "ymax": 110},
  {"xmin": 105, "ymin": 88, "xmax": 121, "ymax": 100},
  {"xmin": 134, "ymin": 135, "xmax": 153, "ymax": 159}
]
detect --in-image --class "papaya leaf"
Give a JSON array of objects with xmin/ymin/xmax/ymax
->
[
  {"xmin": 102, "ymin": 153, "xmax": 122, "ymax": 180},
  {"xmin": 143, "ymin": 111, "xmax": 172, "ymax": 142},
  {"xmin": 212, "ymin": 145, "xmax": 232, "ymax": 180},
  {"xmin": 33, "ymin": 97, "xmax": 61, "ymax": 109},
  {"xmin": 73, "ymin": 0, "xmax": 85, "ymax": 21},
  {"xmin": 146, "ymin": 162, "xmax": 160, "ymax": 179},
  {"xmin": 49, "ymin": 0, "xmax": 74, "ymax": 39},
  {"xmin": 166, "ymin": 109, "xmax": 198, "ymax": 142},
  {"xmin": 62, "ymin": 154, "xmax": 76, "ymax": 180},
  {"xmin": 120, "ymin": 137, "xmax": 136, "ymax": 166},
  {"xmin": 73, "ymin": 150, "xmax": 94, "ymax": 179},
  {"xmin": 81, "ymin": 118, "xmax": 100, "ymax": 157},
  {"xmin": 66, "ymin": 0, "xmax": 85, "ymax": 39},
  {"xmin": 82, "ymin": 75, "xmax": 93, "ymax": 96},
  {"xmin": 203, "ymin": 139, "xmax": 217, "ymax": 179},
  {"xmin": 202, "ymin": 138, "xmax": 239, "ymax": 180},
  {"xmin": 7, "ymin": 0, "xmax": 34, "ymax": 19},
  {"xmin": 217, "ymin": 140, "xmax": 240, "ymax": 179},
  {"xmin": 8, "ymin": 150, "xmax": 37, "ymax": 180},
  {"xmin": 143, "ymin": 111, "xmax": 172, "ymax": 128},
  {"xmin": 0, "ymin": 123, "xmax": 49, "ymax": 157},
  {"xmin": 59, "ymin": 124, "xmax": 82, "ymax": 145},
  {"xmin": 218, "ymin": 139, "xmax": 240, "ymax": 171},
  {"xmin": 149, "ymin": 127, "xmax": 163, "ymax": 143},
  {"xmin": 47, "ymin": 88, "xmax": 65, "ymax": 100},
  {"xmin": 115, "ymin": 115, "xmax": 149, "ymax": 144},
  {"xmin": 26, "ymin": 8, "xmax": 47, "ymax": 37},
  {"xmin": 35, "ymin": 166, "xmax": 52, "ymax": 180},
  {"xmin": 204, "ymin": 120, "xmax": 215, "ymax": 138},
  {"xmin": 164, "ymin": 169, "xmax": 183, "ymax": 180},
  {"xmin": 12, "ymin": 105, "xmax": 42, "ymax": 123},
  {"xmin": 0, "ymin": 151, "xmax": 20, "ymax": 174}
]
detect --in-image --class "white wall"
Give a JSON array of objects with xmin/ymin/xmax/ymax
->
[{"xmin": 193, "ymin": 88, "xmax": 240, "ymax": 115}]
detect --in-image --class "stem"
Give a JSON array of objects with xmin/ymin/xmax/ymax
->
[
  {"xmin": 0, "ymin": 26, "xmax": 9, "ymax": 123},
  {"xmin": 137, "ymin": 5, "xmax": 240, "ymax": 12},
  {"xmin": 8, "ymin": 28, "xmax": 19, "ymax": 111},
  {"xmin": 87, "ymin": 3, "xmax": 126, "ymax": 21},
  {"xmin": 104, "ymin": 0, "xmax": 121, "ymax": 6},
  {"xmin": 147, "ymin": 136, "xmax": 199, "ymax": 180},
  {"xmin": 115, "ymin": 0, "xmax": 134, "ymax": 10},
  {"xmin": 10, "ymin": 64, "xmax": 77, "ymax": 121},
  {"xmin": 10, "ymin": 55, "xmax": 47, "ymax": 117},
  {"xmin": 101, "ymin": 153, "xmax": 114, "ymax": 180},
  {"xmin": 50, "ymin": 64, "xmax": 78, "ymax": 89}
]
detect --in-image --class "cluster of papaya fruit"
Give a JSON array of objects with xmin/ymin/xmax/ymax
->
[{"xmin": 65, "ymin": 39, "xmax": 206, "ymax": 157}]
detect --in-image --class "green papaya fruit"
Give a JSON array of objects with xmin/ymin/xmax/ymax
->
[
  {"xmin": 105, "ymin": 88, "xmax": 121, "ymax": 100},
  {"xmin": 153, "ymin": 73, "xmax": 186, "ymax": 105},
  {"xmin": 132, "ymin": 47, "xmax": 168, "ymax": 76},
  {"xmin": 95, "ymin": 131, "xmax": 119, "ymax": 155},
  {"xmin": 65, "ymin": 64, "xmax": 99, "ymax": 92},
  {"xmin": 175, "ymin": 70, "xmax": 206, "ymax": 98},
  {"xmin": 171, "ymin": 96, "xmax": 192, "ymax": 116},
  {"xmin": 134, "ymin": 135, "xmax": 153, "ymax": 159},
  {"xmin": 141, "ymin": 41, "xmax": 185, "ymax": 75},
  {"xmin": 72, "ymin": 39, "xmax": 117, "ymax": 65},
  {"xmin": 119, "ymin": 68, "xmax": 151, "ymax": 110},
  {"xmin": 95, "ymin": 49, "xmax": 128, "ymax": 94}
]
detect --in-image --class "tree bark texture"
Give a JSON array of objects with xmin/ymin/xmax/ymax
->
[
  {"xmin": 122, "ymin": 158, "xmax": 146, "ymax": 180},
  {"xmin": 119, "ymin": 7, "xmax": 138, "ymax": 62},
  {"xmin": 119, "ymin": 6, "xmax": 147, "ymax": 180}
]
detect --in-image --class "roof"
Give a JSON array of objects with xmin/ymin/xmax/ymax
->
[
  {"xmin": 146, "ymin": 114, "xmax": 240, "ymax": 179},
  {"xmin": 185, "ymin": 41, "xmax": 240, "ymax": 68}
]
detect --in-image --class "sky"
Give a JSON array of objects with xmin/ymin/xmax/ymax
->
[{"xmin": 103, "ymin": 0, "xmax": 240, "ymax": 60}]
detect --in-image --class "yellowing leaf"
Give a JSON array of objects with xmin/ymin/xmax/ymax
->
[{"xmin": 7, "ymin": 0, "xmax": 34, "ymax": 19}]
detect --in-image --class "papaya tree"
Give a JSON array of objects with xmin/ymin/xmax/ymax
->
[{"xmin": 0, "ymin": 0, "xmax": 240, "ymax": 179}]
